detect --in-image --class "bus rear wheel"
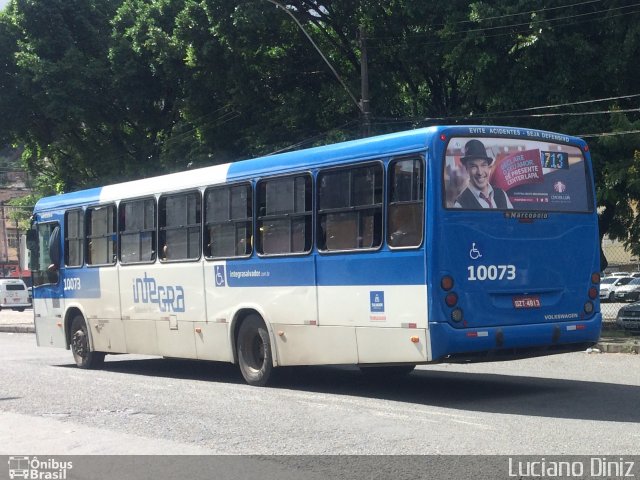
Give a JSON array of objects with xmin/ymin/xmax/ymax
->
[
  {"xmin": 70, "ymin": 315, "xmax": 105, "ymax": 369},
  {"xmin": 236, "ymin": 315, "xmax": 273, "ymax": 387}
]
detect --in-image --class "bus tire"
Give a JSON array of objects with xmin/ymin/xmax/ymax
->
[
  {"xmin": 359, "ymin": 364, "xmax": 416, "ymax": 378},
  {"xmin": 236, "ymin": 314, "xmax": 273, "ymax": 387},
  {"xmin": 70, "ymin": 315, "xmax": 105, "ymax": 369}
]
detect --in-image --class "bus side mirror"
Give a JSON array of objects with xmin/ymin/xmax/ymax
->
[
  {"xmin": 26, "ymin": 229, "xmax": 37, "ymax": 244},
  {"xmin": 49, "ymin": 225, "xmax": 61, "ymax": 270},
  {"xmin": 23, "ymin": 229, "xmax": 38, "ymax": 271}
]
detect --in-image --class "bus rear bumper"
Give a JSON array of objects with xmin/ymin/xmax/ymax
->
[{"xmin": 428, "ymin": 313, "xmax": 602, "ymax": 363}]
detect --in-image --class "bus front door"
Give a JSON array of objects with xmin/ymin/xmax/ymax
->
[{"xmin": 30, "ymin": 222, "xmax": 67, "ymax": 348}]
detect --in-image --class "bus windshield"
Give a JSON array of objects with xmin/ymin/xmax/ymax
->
[{"xmin": 443, "ymin": 136, "xmax": 592, "ymax": 212}]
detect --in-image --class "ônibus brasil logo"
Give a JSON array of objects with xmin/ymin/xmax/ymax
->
[{"xmin": 8, "ymin": 456, "xmax": 73, "ymax": 480}]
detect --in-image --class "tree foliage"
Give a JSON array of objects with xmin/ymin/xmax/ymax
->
[{"xmin": 0, "ymin": 0, "xmax": 639, "ymax": 250}]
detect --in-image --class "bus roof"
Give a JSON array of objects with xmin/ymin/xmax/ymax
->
[{"xmin": 34, "ymin": 125, "xmax": 586, "ymax": 212}]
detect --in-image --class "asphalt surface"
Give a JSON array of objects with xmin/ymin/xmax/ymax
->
[{"xmin": 1, "ymin": 332, "xmax": 639, "ymax": 457}]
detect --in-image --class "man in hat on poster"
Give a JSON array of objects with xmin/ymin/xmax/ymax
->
[{"xmin": 454, "ymin": 139, "xmax": 513, "ymax": 209}]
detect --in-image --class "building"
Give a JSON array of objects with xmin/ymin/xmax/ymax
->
[{"xmin": 0, "ymin": 168, "xmax": 32, "ymax": 279}]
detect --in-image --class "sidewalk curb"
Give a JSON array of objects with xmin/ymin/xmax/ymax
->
[
  {"xmin": 594, "ymin": 341, "xmax": 640, "ymax": 354},
  {"xmin": 0, "ymin": 325, "xmax": 35, "ymax": 334}
]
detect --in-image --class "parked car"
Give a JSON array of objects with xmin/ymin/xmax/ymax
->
[
  {"xmin": 607, "ymin": 272, "xmax": 631, "ymax": 277},
  {"xmin": 0, "ymin": 278, "xmax": 31, "ymax": 312},
  {"xmin": 614, "ymin": 277, "xmax": 640, "ymax": 302},
  {"xmin": 599, "ymin": 276, "xmax": 633, "ymax": 302},
  {"xmin": 616, "ymin": 302, "xmax": 640, "ymax": 334}
]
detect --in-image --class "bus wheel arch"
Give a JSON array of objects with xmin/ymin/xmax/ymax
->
[
  {"xmin": 64, "ymin": 307, "xmax": 84, "ymax": 348},
  {"xmin": 232, "ymin": 310, "xmax": 275, "ymax": 386},
  {"xmin": 66, "ymin": 309, "xmax": 105, "ymax": 369}
]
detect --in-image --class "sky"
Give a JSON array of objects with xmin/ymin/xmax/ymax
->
[{"xmin": 0, "ymin": 0, "xmax": 8, "ymax": 11}]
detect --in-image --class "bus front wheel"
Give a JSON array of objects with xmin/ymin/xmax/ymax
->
[
  {"xmin": 70, "ymin": 315, "xmax": 105, "ymax": 369},
  {"xmin": 236, "ymin": 315, "xmax": 273, "ymax": 387}
]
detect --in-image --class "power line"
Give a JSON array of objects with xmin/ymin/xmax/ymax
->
[
  {"xmin": 266, "ymin": 120, "xmax": 359, "ymax": 155},
  {"xmin": 370, "ymin": 6, "xmax": 640, "ymax": 49},
  {"xmin": 475, "ymin": 94, "xmax": 640, "ymax": 116},
  {"xmin": 371, "ymin": 92, "xmax": 640, "ymax": 125},
  {"xmin": 458, "ymin": 0, "xmax": 602, "ymax": 24},
  {"xmin": 579, "ymin": 129, "xmax": 640, "ymax": 138},
  {"xmin": 370, "ymin": 2, "xmax": 637, "ymax": 42},
  {"xmin": 0, "ymin": 205, "xmax": 35, "ymax": 210},
  {"xmin": 446, "ymin": 3, "xmax": 640, "ymax": 37},
  {"xmin": 370, "ymin": 106, "xmax": 640, "ymax": 125},
  {"xmin": 369, "ymin": 0, "xmax": 602, "ymax": 38},
  {"xmin": 162, "ymin": 107, "xmax": 242, "ymax": 148},
  {"xmin": 469, "ymin": 107, "xmax": 640, "ymax": 121}
]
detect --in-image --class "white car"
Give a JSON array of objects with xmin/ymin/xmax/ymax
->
[
  {"xmin": 0, "ymin": 279, "xmax": 31, "ymax": 312},
  {"xmin": 599, "ymin": 276, "xmax": 633, "ymax": 302},
  {"xmin": 614, "ymin": 277, "xmax": 640, "ymax": 302}
]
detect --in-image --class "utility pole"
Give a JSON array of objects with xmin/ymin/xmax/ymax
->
[
  {"xmin": 267, "ymin": 1, "xmax": 370, "ymax": 135},
  {"xmin": 0, "ymin": 201, "xmax": 7, "ymax": 276},
  {"xmin": 266, "ymin": 0, "xmax": 362, "ymax": 113},
  {"xmin": 359, "ymin": 25, "xmax": 371, "ymax": 137},
  {"xmin": 15, "ymin": 218, "xmax": 21, "ymax": 278}
]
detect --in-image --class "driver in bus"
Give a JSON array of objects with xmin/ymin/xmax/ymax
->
[{"xmin": 454, "ymin": 139, "xmax": 513, "ymax": 209}]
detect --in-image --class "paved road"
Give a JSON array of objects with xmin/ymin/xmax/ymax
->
[{"xmin": 1, "ymin": 332, "xmax": 639, "ymax": 456}]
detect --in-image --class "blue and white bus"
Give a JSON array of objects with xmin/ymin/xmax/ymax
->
[{"xmin": 28, "ymin": 126, "xmax": 602, "ymax": 386}]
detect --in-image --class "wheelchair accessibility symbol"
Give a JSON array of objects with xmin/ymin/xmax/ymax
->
[
  {"xmin": 215, "ymin": 265, "xmax": 226, "ymax": 287},
  {"xmin": 469, "ymin": 243, "xmax": 482, "ymax": 260}
]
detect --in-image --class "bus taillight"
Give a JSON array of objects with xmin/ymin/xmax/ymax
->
[
  {"xmin": 451, "ymin": 308, "xmax": 463, "ymax": 322},
  {"xmin": 441, "ymin": 276, "xmax": 454, "ymax": 291},
  {"xmin": 588, "ymin": 287, "xmax": 598, "ymax": 300},
  {"xmin": 591, "ymin": 272, "xmax": 600, "ymax": 284},
  {"xmin": 445, "ymin": 292, "xmax": 458, "ymax": 307}
]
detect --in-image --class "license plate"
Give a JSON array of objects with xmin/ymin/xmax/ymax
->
[{"xmin": 513, "ymin": 295, "xmax": 541, "ymax": 309}]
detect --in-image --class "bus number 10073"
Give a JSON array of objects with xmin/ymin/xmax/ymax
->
[
  {"xmin": 63, "ymin": 277, "xmax": 82, "ymax": 291},
  {"xmin": 467, "ymin": 265, "xmax": 516, "ymax": 281}
]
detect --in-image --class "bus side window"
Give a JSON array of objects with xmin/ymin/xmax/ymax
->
[
  {"xmin": 159, "ymin": 191, "xmax": 201, "ymax": 262},
  {"xmin": 204, "ymin": 183, "xmax": 252, "ymax": 259},
  {"xmin": 118, "ymin": 198, "xmax": 156, "ymax": 264},
  {"xmin": 64, "ymin": 209, "xmax": 84, "ymax": 267},
  {"xmin": 317, "ymin": 163, "xmax": 383, "ymax": 252},
  {"xmin": 86, "ymin": 205, "xmax": 117, "ymax": 266},
  {"xmin": 387, "ymin": 157, "xmax": 424, "ymax": 248},
  {"xmin": 256, "ymin": 175, "xmax": 312, "ymax": 255}
]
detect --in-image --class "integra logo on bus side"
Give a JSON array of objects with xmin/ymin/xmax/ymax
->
[{"xmin": 132, "ymin": 273, "xmax": 185, "ymax": 312}]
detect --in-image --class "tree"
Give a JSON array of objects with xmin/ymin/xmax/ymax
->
[
  {"xmin": 2, "ymin": 0, "xmax": 640, "ymax": 251},
  {"xmin": 7, "ymin": 194, "xmax": 39, "ymax": 231}
]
